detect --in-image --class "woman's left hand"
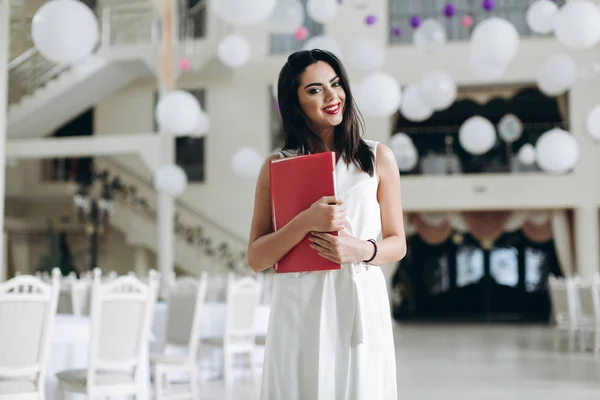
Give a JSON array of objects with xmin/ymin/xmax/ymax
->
[{"xmin": 309, "ymin": 231, "xmax": 371, "ymax": 264}]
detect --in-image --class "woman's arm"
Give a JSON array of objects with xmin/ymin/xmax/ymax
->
[
  {"xmin": 306, "ymin": 144, "xmax": 407, "ymax": 266},
  {"xmin": 246, "ymin": 155, "xmax": 346, "ymax": 273},
  {"xmin": 368, "ymin": 143, "xmax": 407, "ymax": 265}
]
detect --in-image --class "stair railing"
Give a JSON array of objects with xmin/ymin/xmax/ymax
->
[{"xmin": 8, "ymin": 2, "xmax": 156, "ymax": 106}]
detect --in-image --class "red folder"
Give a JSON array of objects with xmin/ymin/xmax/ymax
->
[{"xmin": 269, "ymin": 151, "xmax": 342, "ymax": 273}]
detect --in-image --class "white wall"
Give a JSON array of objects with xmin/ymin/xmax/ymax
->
[{"xmin": 94, "ymin": 38, "xmax": 600, "ymax": 230}]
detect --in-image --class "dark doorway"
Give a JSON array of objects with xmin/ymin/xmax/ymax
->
[{"xmin": 392, "ymin": 231, "xmax": 561, "ymax": 323}]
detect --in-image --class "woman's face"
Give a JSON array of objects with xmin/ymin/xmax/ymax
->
[{"xmin": 297, "ymin": 61, "xmax": 346, "ymax": 130}]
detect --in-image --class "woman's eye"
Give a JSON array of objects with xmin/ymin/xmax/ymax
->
[
  {"xmin": 332, "ymin": 81, "xmax": 341, "ymax": 87},
  {"xmin": 309, "ymin": 88, "xmax": 321, "ymax": 94}
]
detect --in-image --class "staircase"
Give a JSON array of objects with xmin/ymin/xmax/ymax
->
[
  {"xmin": 94, "ymin": 158, "xmax": 249, "ymax": 276},
  {"xmin": 7, "ymin": 0, "xmax": 218, "ymax": 139}
]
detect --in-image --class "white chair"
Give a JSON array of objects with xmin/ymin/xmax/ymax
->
[
  {"xmin": 151, "ymin": 272, "xmax": 208, "ymax": 399},
  {"xmin": 0, "ymin": 268, "xmax": 61, "ymax": 400},
  {"xmin": 203, "ymin": 275, "xmax": 262, "ymax": 385},
  {"xmin": 574, "ymin": 276, "xmax": 600, "ymax": 353},
  {"xmin": 548, "ymin": 276, "xmax": 579, "ymax": 351},
  {"xmin": 55, "ymin": 268, "xmax": 159, "ymax": 399}
]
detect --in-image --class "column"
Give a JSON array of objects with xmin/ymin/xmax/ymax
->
[
  {"xmin": 156, "ymin": 135, "xmax": 175, "ymax": 298},
  {"xmin": 0, "ymin": 0, "xmax": 9, "ymax": 282},
  {"xmin": 133, "ymin": 245, "xmax": 150, "ymax": 277},
  {"xmin": 574, "ymin": 204, "xmax": 599, "ymax": 280}
]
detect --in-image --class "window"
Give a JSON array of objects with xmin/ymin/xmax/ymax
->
[
  {"xmin": 43, "ymin": 108, "xmax": 94, "ymax": 184},
  {"xmin": 388, "ymin": 0, "xmax": 566, "ymax": 45},
  {"xmin": 270, "ymin": 0, "xmax": 324, "ymax": 54},
  {"xmin": 456, "ymin": 246, "xmax": 484, "ymax": 287},
  {"xmin": 392, "ymin": 87, "xmax": 568, "ymax": 175},
  {"xmin": 154, "ymin": 89, "xmax": 206, "ymax": 182},
  {"xmin": 525, "ymin": 247, "xmax": 546, "ymax": 292},
  {"xmin": 490, "ymin": 247, "xmax": 519, "ymax": 287}
]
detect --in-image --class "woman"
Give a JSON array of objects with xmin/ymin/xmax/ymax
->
[{"xmin": 247, "ymin": 49, "xmax": 407, "ymax": 400}]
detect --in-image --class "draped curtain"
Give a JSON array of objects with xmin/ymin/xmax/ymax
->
[{"xmin": 405, "ymin": 209, "xmax": 574, "ymax": 276}]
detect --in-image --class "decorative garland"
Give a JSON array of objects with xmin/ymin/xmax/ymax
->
[{"xmin": 93, "ymin": 168, "xmax": 248, "ymax": 272}]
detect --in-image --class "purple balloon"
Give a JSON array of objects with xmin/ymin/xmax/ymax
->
[
  {"xmin": 392, "ymin": 26, "xmax": 402, "ymax": 37},
  {"xmin": 365, "ymin": 15, "xmax": 377, "ymax": 25},
  {"xmin": 409, "ymin": 15, "xmax": 421, "ymax": 29},
  {"xmin": 482, "ymin": 0, "xmax": 495, "ymax": 11},
  {"xmin": 443, "ymin": 3, "xmax": 456, "ymax": 18}
]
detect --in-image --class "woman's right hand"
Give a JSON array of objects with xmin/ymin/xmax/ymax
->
[{"xmin": 300, "ymin": 196, "xmax": 347, "ymax": 233}]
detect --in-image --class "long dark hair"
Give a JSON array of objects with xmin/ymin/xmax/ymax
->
[{"xmin": 277, "ymin": 49, "xmax": 375, "ymax": 176}]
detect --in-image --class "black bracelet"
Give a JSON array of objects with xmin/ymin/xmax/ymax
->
[{"xmin": 362, "ymin": 239, "xmax": 378, "ymax": 263}]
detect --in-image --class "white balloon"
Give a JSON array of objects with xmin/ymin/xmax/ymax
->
[
  {"xmin": 517, "ymin": 143, "xmax": 536, "ymax": 165},
  {"xmin": 303, "ymin": 35, "xmax": 343, "ymax": 58},
  {"xmin": 190, "ymin": 110, "xmax": 210, "ymax": 137},
  {"xmin": 345, "ymin": 37, "xmax": 385, "ymax": 74},
  {"xmin": 470, "ymin": 17, "xmax": 520, "ymax": 65},
  {"xmin": 400, "ymin": 84, "xmax": 433, "ymax": 122},
  {"xmin": 459, "ymin": 116, "xmax": 497, "ymax": 155},
  {"xmin": 389, "ymin": 132, "xmax": 413, "ymax": 147},
  {"xmin": 268, "ymin": 0, "xmax": 304, "ymax": 33},
  {"xmin": 536, "ymin": 53, "xmax": 578, "ymax": 97},
  {"xmin": 231, "ymin": 147, "xmax": 263, "ymax": 179},
  {"xmin": 468, "ymin": 51, "xmax": 507, "ymax": 81},
  {"xmin": 156, "ymin": 91, "xmax": 202, "ymax": 136},
  {"xmin": 389, "ymin": 133, "xmax": 418, "ymax": 171},
  {"xmin": 419, "ymin": 70, "xmax": 457, "ymax": 111},
  {"xmin": 31, "ymin": 0, "xmax": 98, "ymax": 64},
  {"xmin": 154, "ymin": 164, "xmax": 188, "ymax": 197},
  {"xmin": 554, "ymin": 0, "xmax": 600, "ymax": 50},
  {"xmin": 413, "ymin": 19, "xmax": 447, "ymax": 53},
  {"xmin": 306, "ymin": 0, "xmax": 338, "ymax": 24},
  {"xmin": 211, "ymin": 0, "xmax": 276, "ymax": 26},
  {"xmin": 354, "ymin": 73, "xmax": 402, "ymax": 118},
  {"xmin": 535, "ymin": 128, "xmax": 579, "ymax": 173},
  {"xmin": 218, "ymin": 34, "xmax": 251, "ymax": 68},
  {"xmin": 497, "ymin": 114, "xmax": 523, "ymax": 143},
  {"xmin": 526, "ymin": 0, "xmax": 559, "ymax": 34},
  {"xmin": 586, "ymin": 104, "xmax": 600, "ymax": 140}
]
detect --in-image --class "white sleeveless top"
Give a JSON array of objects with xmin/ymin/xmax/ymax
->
[{"xmin": 262, "ymin": 139, "xmax": 397, "ymax": 400}]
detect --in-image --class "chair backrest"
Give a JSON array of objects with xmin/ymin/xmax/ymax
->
[
  {"xmin": 206, "ymin": 273, "xmax": 228, "ymax": 302},
  {"xmin": 0, "ymin": 268, "xmax": 61, "ymax": 390},
  {"xmin": 87, "ymin": 268, "xmax": 159, "ymax": 386},
  {"xmin": 164, "ymin": 272, "xmax": 208, "ymax": 363},
  {"xmin": 548, "ymin": 276, "xmax": 578, "ymax": 323},
  {"xmin": 576, "ymin": 280, "xmax": 597, "ymax": 320},
  {"xmin": 224, "ymin": 275, "xmax": 262, "ymax": 341}
]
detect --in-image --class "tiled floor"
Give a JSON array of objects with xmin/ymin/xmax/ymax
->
[{"xmin": 195, "ymin": 323, "xmax": 600, "ymax": 399}]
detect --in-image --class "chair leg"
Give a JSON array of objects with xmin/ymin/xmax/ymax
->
[
  {"xmin": 567, "ymin": 329, "xmax": 576, "ymax": 352},
  {"xmin": 155, "ymin": 366, "xmax": 165, "ymax": 400},
  {"xmin": 224, "ymin": 351, "xmax": 234, "ymax": 386},
  {"xmin": 55, "ymin": 382, "xmax": 64, "ymax": 400},
  {"xmin": 249, "ymin": 350, "xmax": 258, "ymax": 384},
  {"xmin": 190, "ymin": 369, "xmax": 200, "ymax": 400},
  {"xmin": 553, "ymin": 327, "xmax": 561, "ymax": 350}
]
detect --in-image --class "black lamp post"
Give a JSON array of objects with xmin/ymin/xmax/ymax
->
[{"xmin": 73, "ymin": 176, "xmax": 115, "ymax": 271}]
